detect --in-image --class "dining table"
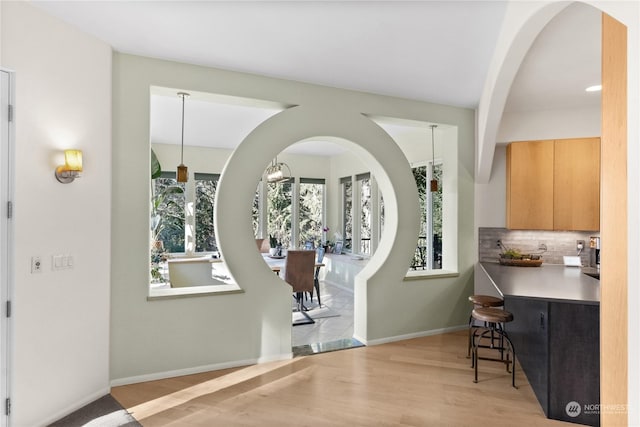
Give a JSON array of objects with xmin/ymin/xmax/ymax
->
[{"xmin": 261, "ymin": 252, "xmax": 325, "ymax": 276}]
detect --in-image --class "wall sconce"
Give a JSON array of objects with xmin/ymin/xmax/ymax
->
[{"xmin": 55, "ymin": 149, "xmax": 83, "ymax": 184}]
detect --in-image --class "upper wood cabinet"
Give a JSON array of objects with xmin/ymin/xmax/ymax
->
[
  {"xmin": 506, "ymin": 140, "xmax": 555, "ymax": 230},
  {"xmin": 506, "ymin": 137, "xmax": 600, "ymax": 231},
  {"xmin": 553, "ymin": 138, "xmax": 600, "ymax": 231}
]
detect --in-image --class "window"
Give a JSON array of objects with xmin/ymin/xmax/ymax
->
[
  {"xmin": 299, "ymin": 178, "xmax": 325, "ymax": 247},
  {"xmin": 357, "ymin": 173, "xmax": 371, "ymax": 254},
  {"xmin": 341, "ymin": 176, "xmax": 353, "ymax": 251},
  {"xmin": 411, "ymin": 162, "xmax": 443, "ymax": 270},
  {"xmin": 151, "ymin": 172, "xmax": 222, "ymax": 255},
  {"xmin": 194, "ymin": 173, "xmax": 220, "ymax": 252},
  {"xmin": 152, "ymin": 172, "xmax": 185, "ymax": 253},
  {"xmin": 267, "ymin": 179, "xmax": 292, "ymax": 248}
]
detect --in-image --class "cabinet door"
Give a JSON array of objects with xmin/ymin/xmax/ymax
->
[
  {"xmin": 504, "ymin": 297, "xmax": 550, "ymax": 415},
  {"xmin": 506, "ymin": 140, "xmax": 554, "ymax": 230},
  {"xmin": 548, "ymin": 302, "xmax": 600, "ymax": 425},
  {"xmin": 553, "ymin": 137, "xmax": 600, "ymax": 231}
]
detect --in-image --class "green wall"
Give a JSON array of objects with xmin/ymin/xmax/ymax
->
[{"xmin": 111, "ymin": 52, "xmax": 475, "ymax": 383}]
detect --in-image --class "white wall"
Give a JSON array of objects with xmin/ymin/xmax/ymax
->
[
  {"xmin": 474, "ymin": 145, "xmax": 507, "ymax": 229},
  {"xmin": 152, "ymin": 144, "xmax": 332, "ymax": 181},
  {"xmin": 326, "ymin": 150, "xmax": 368, "ymax": 236},
  {"xmin": 498, "ymin": 106, "xmax": 600, "ymax": 142},
  {"xmin": 0, "ymin": 2, "xmax": 112, "ymax": 426}
]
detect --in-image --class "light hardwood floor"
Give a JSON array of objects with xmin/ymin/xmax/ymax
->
[{"xmin": 112, "ymin": 331, "xmax": 573, "ymax": 426}]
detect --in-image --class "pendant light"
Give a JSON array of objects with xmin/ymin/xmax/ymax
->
[
  {"xmin": 430, "ymin": 124, "xmax": 438, "ymax": 192},
  {"xmin": 265, "ymin": 156, "xmax": 292, "ymax": 183},
  {"xmin": 176, "ymin": 92, "xmax": 190, "ymax": 183}
]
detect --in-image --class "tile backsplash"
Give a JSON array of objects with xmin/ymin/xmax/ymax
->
[{"xmin": 479, "ymin": 227, "xmax": 599, "ymax": 266}]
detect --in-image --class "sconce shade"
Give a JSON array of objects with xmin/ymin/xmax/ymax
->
[
  {"xmin": 64, "ymin": 149, "xmax": 83, "ymax": 171},
  {"xmin": 176, "ymin": 163, "xmax": 188, "ymax": 183},
  {"xmin": 55, "ymin": 149, "xmax": 83, "ymax": 184}
]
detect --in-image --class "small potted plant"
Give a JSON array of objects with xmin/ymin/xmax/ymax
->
[
  {"xmin": 269, "ymin": 235, "xmax": 281, "ymax": 257},
  {"xmin": 322, "ymin": 226, "xmax": 332, "ymax": 252}
]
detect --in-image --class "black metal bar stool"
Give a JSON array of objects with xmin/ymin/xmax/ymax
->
[
  {"xmin": 471, "ymin": 307, "xmax": 516, "ymax": 388},
  {"xmin": 467, "ymin": 295, "xmax": 504, "ymax": 357}
]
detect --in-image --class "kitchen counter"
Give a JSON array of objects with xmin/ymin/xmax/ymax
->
[
  {"xmin": 480, "ymin": 262, "xmax": 600, "ymax": 305},
  {"xmin": 480, "ymin": 261, "xmax": 600, "ymax": 426}
]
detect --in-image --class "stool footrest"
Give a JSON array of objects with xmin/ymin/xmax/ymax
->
[{"xmin": 477, "ymin": 356, "xmax": 513, "ymax": 364}]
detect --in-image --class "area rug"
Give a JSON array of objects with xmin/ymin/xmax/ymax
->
[
  {"xmin": 292, "ymin": 304, "xmax": 340, "ymax": 324},
  {"xmin": 48, "ymin": 394, "xmax": 140, "ymax": 427}
]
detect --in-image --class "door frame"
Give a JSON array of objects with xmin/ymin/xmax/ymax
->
[{"xmin": 0, "ymin": 68, "xmax": 15, "ymax": 427}]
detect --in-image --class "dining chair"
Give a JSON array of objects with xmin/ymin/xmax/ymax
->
[
  {"xmin": 256, "ymin": 238, "xmax": 271, "ymax": 253},
  {"xmin": 284, "ymin": 250, "xmax": 316, "ymax": 325}
]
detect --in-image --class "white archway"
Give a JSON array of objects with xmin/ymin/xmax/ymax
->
[
  {"xmin": 476, "ymin": 1, "xmax": 570, "ymax": 183},
  {"xmin": 215, "ymin": 104, "xmax": 419, "ymax": 355}
]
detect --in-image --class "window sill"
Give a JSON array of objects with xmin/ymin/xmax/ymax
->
[
  {"xmin": 147, "ymin": 284, "xmax": 244, "ymax": 301},
  {"xmin": 403, "ymin": 269, "xmax": 459, "ymax": 281}
]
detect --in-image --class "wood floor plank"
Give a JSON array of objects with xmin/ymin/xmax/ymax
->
[{"xmin": 111, "ymin": 331, "xmax": 574, "ymax": 426}]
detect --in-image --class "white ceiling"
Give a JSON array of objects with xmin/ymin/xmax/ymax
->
[
  {"xmin": 504, "ymin": 2, "xmax": 601, "ymax": 113},
  {"xmin": 33, "ymin": 1, "xmax": 507, "ymax": 108},
  {"xmin": 32, "ymin": 1, "xmax": 601, "ymax": 154}
]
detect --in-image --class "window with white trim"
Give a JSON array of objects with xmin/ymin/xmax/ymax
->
[
  {"xmin": 357, "ymin": 173, "xmax": 372, "ymax": 255},
  {"xmin": 267, "ymin": 179, "xmax": 293, "ymax": 248},
  {"xmin": 411, "ymin": 161, "xmax": 442, "ymax": 270},
  {"xmin": 299, "ymin": 178, "xmax": 325, "ymax": 247},
  {"xmin": 194, "ymin": 173, "xmax": 220, "ymax": 252},
  {"xmin": 340, "ymin": 176, "xmax": 353, "ymax": 251}
]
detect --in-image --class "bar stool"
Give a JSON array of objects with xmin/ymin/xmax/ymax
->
[
  {"xmin": 471, "ymin": 307, "xmax": 516, "ymax": 388},
  {"xmin": 467, "ymin": 295, "xmax": 504, "ymax": 357}
]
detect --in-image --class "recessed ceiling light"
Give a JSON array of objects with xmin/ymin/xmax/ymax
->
[{"xmin": 585, "ymin": 85, "xmax": 602, "ymax": 92}]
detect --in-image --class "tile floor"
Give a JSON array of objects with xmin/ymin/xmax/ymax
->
[{"xmin": 292, "ymin": 281, "xmax": 355, "ymax": 348}]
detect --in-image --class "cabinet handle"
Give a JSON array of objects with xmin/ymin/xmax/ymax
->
[{"xmin": 540, "ymin": 312, "xmax": 545, "ymax": 330}]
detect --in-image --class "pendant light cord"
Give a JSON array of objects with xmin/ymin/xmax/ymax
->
[
  {"xmin": 431, "ymin": 124, "xmax": 436, "ymax": 163},
  {"xmin": 180, "ymin": 93, "xmax": 186, "ymax": 164}
]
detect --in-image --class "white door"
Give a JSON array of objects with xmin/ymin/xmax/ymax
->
[{"xmin": 0, "ymin": 69, "xmax": 13, "ymax": 427}]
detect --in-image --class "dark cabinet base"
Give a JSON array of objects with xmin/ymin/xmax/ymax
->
[{"xmin": 505, "ymin": 297, "xmax": 600, "ymax": 426}]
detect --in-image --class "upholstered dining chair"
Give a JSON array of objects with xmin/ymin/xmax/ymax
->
[
  {"xmin": 256, "ymin": 238, "xmax": 271, "ymax": 253},
  {"xmin": 284, "ymin": 250, "xmax": 316, "ymax": 324}
]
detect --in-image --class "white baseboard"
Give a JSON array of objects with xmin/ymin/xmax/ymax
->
[
  {"xmin": 110, "ymin": 353, "xmax": 292, "ymax": 387},
  {"xmin": 354, "ymin": 324, "xmax": 467, "ymax": 346},
  {"xmin": 39, "ymin": 386, "xmax": 110, "ymax": 427},
  {"xmin": 258, "ymin": 352, "xmax": 292, "ymax": 364}
]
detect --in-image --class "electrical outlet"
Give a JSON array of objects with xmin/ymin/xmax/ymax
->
[
  {"xmin": 538, "ymin": 242, "xmax": 547, "ymax": 251},
  {"xmin": 576, "ymin": 240, "xmax": 585, "ymax": 251},
  {"xmin": 31, "ymin": 256, "xmax": 42, "ymax": 273},
  {"xmin": 496, "ymin": 239, "xmax": 502, "ymax": 248}
]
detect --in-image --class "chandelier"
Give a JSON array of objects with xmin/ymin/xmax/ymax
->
[{"xmin": 265, "ymin": 156, "xmax": 292, "ymax": 183}]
